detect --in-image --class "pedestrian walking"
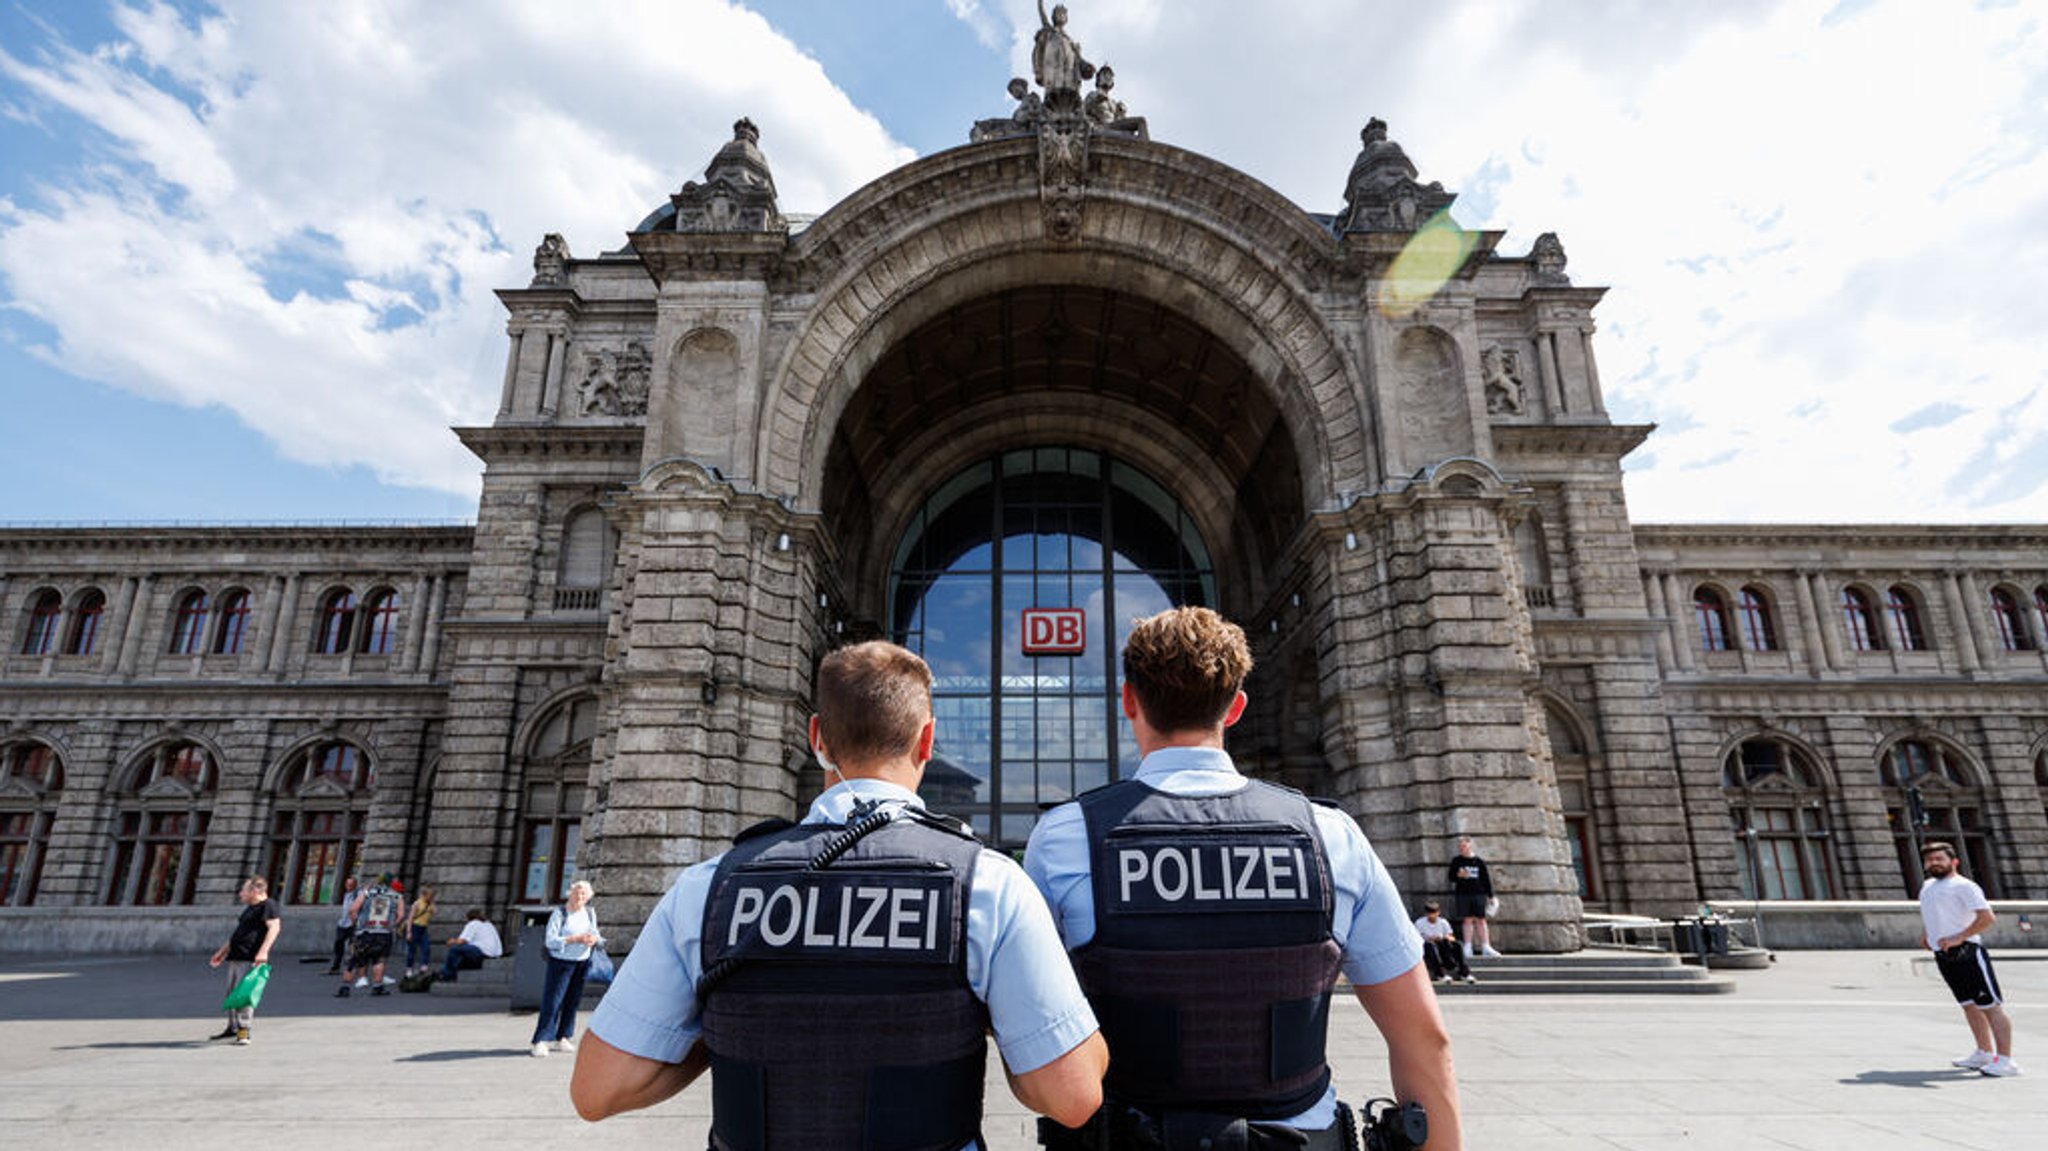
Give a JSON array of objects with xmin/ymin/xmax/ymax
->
[{"xmin": 208, "ymin": 875, "xmax": 279, "ymax": 1046}]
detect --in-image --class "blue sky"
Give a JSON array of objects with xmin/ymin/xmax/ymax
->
[{"xmin": 1, "ymin": 0, "xmax": 2044, "ymax": 525}]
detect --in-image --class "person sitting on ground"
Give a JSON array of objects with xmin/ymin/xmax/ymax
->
[
  {"xmin": 439, "ymin": 908, "xmax": 505, "ymax": 981},
  {"xmin": 1415, "ymin": 901, "xmax": 1473, "ymax": 984}
]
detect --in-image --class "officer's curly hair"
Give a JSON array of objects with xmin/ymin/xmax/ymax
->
[
  {"xmin": 1121, "ymin": 606, "xmax": 1253, "ymax": 735},
  {"xmin": 815, "ymin": 641, "xmax": 933, "ymax": 767}
]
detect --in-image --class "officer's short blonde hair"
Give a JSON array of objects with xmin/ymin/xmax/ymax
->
[{"xmin": 1122, "ymin": 607, "xmax": 1253, "ymax": 735}]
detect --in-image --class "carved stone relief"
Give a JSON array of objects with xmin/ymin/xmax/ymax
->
[
  {"xmin": 1395, "ymin": 326, "xmax": 1474, "ymax": 461},
  {"xmin": 1481, "ymin": 344, "xmax": 1526, "ymax": 415},
  {"xmin": 574, "ymin": 341, "xmax": 652, "ymax": 418}
]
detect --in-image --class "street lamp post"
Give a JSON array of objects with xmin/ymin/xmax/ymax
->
[{"xmin": 1741, "ymin": 824, "xmax": 1768, "ymax": 953}]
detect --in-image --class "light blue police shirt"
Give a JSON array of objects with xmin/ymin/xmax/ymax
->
[
  {"xmin": 1022, "ymin": 745, "xmax": 1425, "ymax": 1131},
  {"xmin": 590, "ymin": 778, "xmax": 1100, "ymax": 1104}
]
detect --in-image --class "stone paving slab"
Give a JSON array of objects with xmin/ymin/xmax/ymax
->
[{"xmin": 0, "ymin": 950, "xmax": 2041, "ymax": 1149}]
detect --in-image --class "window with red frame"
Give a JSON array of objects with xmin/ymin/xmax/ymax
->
[
  {"xmin": 1841, "ymin": 587, "xmax": 1883, "ymax": 651},
  {"xmin": 63, "ymin": 589, "xmax": 105, "ymax": 656},
  {"xmin": 265, "ymin": 740, "xmax": 374, "ymax": 904},
  {"xmin": 213, "ymin": 589, "xmax": 251, "ymax": 654},
  {"xmin": 0, "ymin": 743, "xmax": 62, "ymax": 906},
  {"xmin": 357, "ymin": 590, "xmax": 401, "ymax": 655},
  {"xmin": 169, "ymin": 590, "xmax": 209, "ymax": 655},
  {"xmin": 314, "ymin": 589, "xmax": 356, "ymax": 655},
  {"xmin": 1990, "ymin": 588, "xmax": 2033, "ymax": 651},
  {"xmin": 105, "ymin": 741, "xmax": 216, "ymax": 906},
  {"xmin": 1738, "ymin": 587, "xmax": 1778, "ymax": 651},
  {"xmin": 21, "ymin": 590, "xmax": 62, "ymax": 655},
  {"xmin": 1694, "ymin": 587, "xmax": 1733, "ymax": 652},
  {"xmin": 1885, "ymin": 586, "xmax": 1925, "ymax": 651}
]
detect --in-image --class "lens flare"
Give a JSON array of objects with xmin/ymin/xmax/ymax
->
[{"xmin": 1379, "ymin": 209, "xmax": 1477, "ymax": 319}]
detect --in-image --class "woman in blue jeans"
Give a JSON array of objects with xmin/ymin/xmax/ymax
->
[{"xmin": 530, "ymin": 880, "xmax": 602, "ymax": 1057}]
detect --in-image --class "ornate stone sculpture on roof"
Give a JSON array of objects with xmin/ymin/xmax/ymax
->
[
  {"xmin": 1335, "ymin": 118, "xmax": 1458, "ymax": 233},
  {"xmin": 1530, "ymin": 232, "xmax": 1570, "ymax": 285},
  {"xmin": 659, "ymin": 118, "xmax": 784, "ymax": 234},
  {"xmin": 531, "ymin": 233, "xmax": 570, "ymax": 287},
  {"xmin": 1033, "ymin": 1, "xmax": 1095, "ymax": 107}
]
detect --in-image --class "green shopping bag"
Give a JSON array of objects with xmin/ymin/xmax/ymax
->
[{"xmin": 222, "ymin": 963, "xmax": 271, "ymax": 1011}]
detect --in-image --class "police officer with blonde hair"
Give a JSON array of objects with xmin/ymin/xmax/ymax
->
[
  {"xmin": 572, "ymin": 640, "xmax": 1108, "ymax": 1149},
  {"xmin": 1026, "ymin": 606, "xmax": 1462, "ymax": 1150}
]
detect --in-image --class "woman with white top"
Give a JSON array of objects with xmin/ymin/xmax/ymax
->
[{"xmin": 530, "ymin": 880, "xmax": 602, "ymax": 1057}]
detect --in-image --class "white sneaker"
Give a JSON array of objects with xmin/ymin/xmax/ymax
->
[
  {"xmin": 1952, "ymin": 1049, "xmax": 1995, "ymax": 1070},
  {"xmin": 530, "ymin": 1042, "xmax": 550, "ymax": 1058},
  {"xmin": 552, "ymin": 1037, "xmax": 577, "ymax": 1053},
  {"xmin": 1461, "ymin": 943, "xmax": 1473, "ymax": 959},
  {"xmin": 354, "ymin": 977, "xmax": 370, "ymax": 989},
  {"xmin": 1981, "ymin": 1056, "xmax": 2023, "ymax": 1078},
  {"xmin": 1481, "ymin": 946, "xmax": 1504, "ymax": 958},
  {"xmin": 380, "ymin": 976, "xmax": 397, "ymax": 986}
]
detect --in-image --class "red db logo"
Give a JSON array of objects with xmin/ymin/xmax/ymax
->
[{"xmin": 1021, "ymin": 608, "xmax": 1087, "ymax": 656}]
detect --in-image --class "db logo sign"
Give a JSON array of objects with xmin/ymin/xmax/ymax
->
[{"xmin": 1021, "ymin": 608, "xmax": 1087, "ymax": 656}]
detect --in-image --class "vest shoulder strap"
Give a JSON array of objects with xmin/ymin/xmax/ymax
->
[{"xmin": 732, "ymin": 816, "xmax": 797, "ymax": 845}]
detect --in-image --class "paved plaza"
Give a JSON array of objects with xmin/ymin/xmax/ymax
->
[{"xmin": 0, "ymin": 948, "xmax": 2040, "ymax": 1149}]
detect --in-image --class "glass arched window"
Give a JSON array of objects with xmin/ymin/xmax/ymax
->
[
  {"xmin": 1722, "ymin": 738, "xmax": 1838, "ymax": 899},
  {"xmin": 21, "ymin": 589, "xmax": 62, "ymax": 655},
  {"xmin": 1881, "ymin": 738, "xmax": 1994, "ymax": 896},
  {"xmin": 64, "ymin": 589, "xmax": 106, "ymax": 656},
  {"xmin": 106, "ymin": 741, "xmax": 217, "ymax": 905},
  {"xmin": 314, "ymin": 589, "xmax": 356, "ymax": 655},
  {"xmin": 519, "ymin": 696, "xmax": 596, "ymax": 904},
  {"xmin": 1841, "ymin": 587, "xmax": 1883, "ymax": 651},
  {"xmin": 213, "ymin": 589, "xmax": 251, "ymax": 655},
  {"xmin": 2036, "ymin": 586, "xmax": 2048, "ymax": 647},
  {"xmin": 1694, "ymin": 587, "xmax": 1733, "ymax": 652},
  {"xmin": 0, "ymin": 742, "xmax": 63, "ymax": 906},
  {"xmin": 265, "ymin": 741, "xmax": 373, "ymax": 905},
  {"xmin": 1547, "ymin": 708, "xmax": 1598, "ymax": 901},
  {"xmin": 169, "ymin": 590, "xmax": 210, "ymax": 655},
  {"xmin": 357, "ymin": 589, "xmax": 401, "ymax": 655},
  {"xmin": 555, "ymin": 508, "xmax": 613, "ymax": 612},
  {"xmin": 1885, "ymin": 586, "xmax": 1926, "ymax": 651},
  {"xmin": 1989, "ymin": 588, "xmax": 2033, "ymax": 652},
  {"xmin": 890, "ymin": 448, "xmax": 1215, "ymax": 846},
  {"xmin": 1737, "ymin": 587, "xmax": 1777, "ymax": 651}
]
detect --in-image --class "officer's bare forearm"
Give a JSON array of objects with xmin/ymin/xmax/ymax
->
[
  {"xmin": 1356, "ymin": 965, "xmax": 1463, "ymax": 1150},
  {"xmin": 570, "ymin": 1034, "xmax": 709, "ymax": 1121},
  {"xmin": 1007, "ymin": 1031, "xmax": 1109, "ymax": 1130}
]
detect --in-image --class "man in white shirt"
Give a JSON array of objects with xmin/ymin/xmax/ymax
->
[
  {"xmin": 1918, "ymin": 841, "xmax": 2020, "ymax": 1077},
  {"xmin": 1414, "ymin": 901, "xmax": 1472, "ymax": 984},
  {"xmin": 438, "ymin": 907, "xmax": 505, "ymax": 981}
]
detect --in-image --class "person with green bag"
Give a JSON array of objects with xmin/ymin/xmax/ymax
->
[{"xmin": 209, "ymin": 875, "xmax": 281, "ymax": 1046}]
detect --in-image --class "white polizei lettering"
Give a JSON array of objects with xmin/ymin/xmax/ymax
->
[
  {"xmin": 1265, "ymin": 846, "xmax": 1296, "ymax": 899},
  {"xmin": 760, "ymin": 886, "xmax": 802, "ymax": 946},
  {"xmin": 925, "ymin": 890, "xmax": 940, "ymax": 950},
  {"xmin": 1119, "ymin": 849, "xmax": 1149, "ymax": 903},
  {"xmin": 1152, "ymin": 848, "xmax": 1190, "ymax": 901},
  {"xmin": 1231, "ymin": 845, "xmax": 1264, "ymax": 899},
  {"xmin": 1191, "ymin": 847, "xmax": 1223, "ymax": 900},
  {"xmin": 850, "ymin": 887, "xmax": 888, "ymax": 947},
  {"xmin": 1294, "ymin": 848, "xmax": 1307, "ymax": 898},
  {"xmin": 838, "ymin": 887, "xmax": 853, "ymax": 947},
  {"xmin": 802, "ymin": 885, "xmax": 834, "ymax": 946},
  {"xmin": 729, "ymin": 887, "xmax": 765, "ymax": 945},
  {"xmin": 888, "ymin": 887, "xmax": 922, "ymax": 950}
]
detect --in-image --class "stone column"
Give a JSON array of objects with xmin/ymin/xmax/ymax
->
[
  {"xmin": 497, "ymin": 330, "xmax": 525, "ymax": 417},
  {"xmin": 265, "ymin": 574, "xmax": 300, "ymax": 676},
  {"xmin": 1536, "ymin": 331, "xmax": 1564, "ymax": 415},
  {"xmin": 1954, "ymin": 572, "xmax": 1993, "ymax": 668},
  {"xmin": 1644, "ymin": 573, "xmax": 1676, "ymax": 671},
  {"xmin": 1659, "ymin": 573, "xmax": 1696, "ymax": 671},
  {"xmin": 540, "ymin": 330, "xmax": 567, "ymax": 419},
  {"xmin": 419, "ymin": 574, "xmax": 448, "ymax": 675},
  {"xmin": 1939, "ymin": 574, "xmax": 1980, "ymax": 672},
  {"xmin": 402, "ymin": 575, "xmax": 432, "ymax": 674},
  {"xmin": 1791, "ymin": 568, "xmax": 1830, "ymax": 676},
  {"xmin": 113, "ymin": 574, "xmax": 152, "ymax": 676},
  {"xmin": 1579, "ymin": 325, "xmax": 1605, "ymax": 413},
  {"xmin": 1806, "ymin": 572, "xmax": 1843, "ymax": 671}
]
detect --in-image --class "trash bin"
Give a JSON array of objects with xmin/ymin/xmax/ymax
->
[
  {"xmin": 509, "ymin": 906, "xmax": 554, "ymax": 1011},
  {"xmin": 1671, "ymin": 917, "xmax": 1730, "ymax": 960}
]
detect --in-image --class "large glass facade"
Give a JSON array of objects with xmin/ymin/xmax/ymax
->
[{"xmin": 890, "ymin": 448, "xmax": 1214, "ymax": 848}]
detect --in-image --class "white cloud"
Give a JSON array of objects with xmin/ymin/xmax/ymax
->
[{"xmin": 0, "ymin": 0, "xmax": 914, "ymax": 495}]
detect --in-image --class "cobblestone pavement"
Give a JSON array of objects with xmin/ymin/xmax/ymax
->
[{"xmin": 1, "ymin": 949, "xmax": 2040, "ymax": 1149}]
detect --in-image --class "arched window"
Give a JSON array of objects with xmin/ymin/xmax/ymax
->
[
  {"xmin": 555, "ymin": 508, "xmax": 613, "ymax": 612},
  {"xmin": 64, "ymin": 588, "xmax": 106, "ymax": 656},
  {"xmin": 1885, "ymin": 585, "xmax": 1926, "ymax": 651},
  {"xmin": 106, "ymin": 741, "xmax": 217, "ymax": 905},
  {"xmin": 357, "ymin": 589, "xmax": 401, "ymax": 655},
  {"xmin": 265, "ymin": 741, "xmax": 374, "ymax": 905},
  {"xmin": 0, "ymin": 742, "xmax": 63, "ymax": 906},
  {"xmin": 1841, "ymin": 587, "xmax": 1883, "ymax": 651},
  {"xmin": 1989, "ymin": 588, "xmax": 2033, "ymax": 652},
  {"xmin": 213, "ymin": 589, "xmax": 251, "ymax": 655},
  {"xmin": 169, "ymin": 590, "xmax": 210, "ymax": 655},
  {"xmin": 518, "ymin": 696, "xmax": 596, "ymax": 904},
  {"xmin": 1694, "ymin": 587, "xmax": 1733, "ymax": 652},
  {"xmin": 2036, "ymin": 586, "xmax": 2048, "ymax": 647},
  {"xmin": 1722, "ymin": 737, "xmax": 1838, "ymax": 899},
  {"xmin": 1881, "ymin": 738, "xmax": 1994, "ymax": 896},
  {"xmin": 20, "ymin": 589, "xmax": 62, "ymax": 655},
  {"xmin": 1547, "ymin": 707, "xmax": 1598, "ymax": 900},
  {"xmin": 314, "ymin": 589, "xmax": 356, "ymax": 655},
  {"xmin": 1738, "ymin": 586, "xmax": 1778, "ymax": 651}
]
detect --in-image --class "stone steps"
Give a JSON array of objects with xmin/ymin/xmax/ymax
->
[{"xmin": 1429, "ymin": 949, "xmax": 1737, "ymax": 995}]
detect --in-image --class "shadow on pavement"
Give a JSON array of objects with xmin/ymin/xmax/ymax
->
[
  {"xmin": 1837, "ymin": 1068, "xmax": 1980, "ymax": 1088},
  {"xmin": 395, "ymin": 1048, "xmax": 533, "ymax": 1063},
  {"xmin": 54, "ymin": 1040, "xmax": 205, "ymax": 1051}
]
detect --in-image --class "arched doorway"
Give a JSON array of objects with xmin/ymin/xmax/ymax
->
[{"xmin": 888, "ymin": 447, "xmax": 1215, "ymax": 845}]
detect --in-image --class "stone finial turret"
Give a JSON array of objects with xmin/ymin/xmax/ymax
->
[
  {"xmin": 1336, "ymin": 118, "xmax": 1457, "ymax": 233},
  {"xmin": 531, "ymin": 233, "xmax": 570, "ymax": 287},
  {"xmin": 663, "ymin": 118, "xmax": 784, "ymax": 234}
]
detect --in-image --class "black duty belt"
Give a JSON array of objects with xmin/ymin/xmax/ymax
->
[{"xmin": 1038, "ymin": 1102, "xmax": 1356, "ymax": 1151}]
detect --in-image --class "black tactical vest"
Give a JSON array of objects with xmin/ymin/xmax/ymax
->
[
  {"xmin": 699, "ymin": 806, "xmax": 989, "ymax": 1151},
  {"xmin": 1073, "ymin": 778, "xmax": 1343, "ymax": 1120}
]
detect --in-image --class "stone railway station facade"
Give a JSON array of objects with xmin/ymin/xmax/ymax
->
[{"xmin": 4, "ymin": 56, "xmax": 2047, "ymax": 955}]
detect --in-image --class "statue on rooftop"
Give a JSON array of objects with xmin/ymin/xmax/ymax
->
[
  {"xmin": 1034, "ymin": 1, "xmax": 1095, "ymax": 104},
  {"xmin": 1083, "ymin": 64, "xmax": 1125, "ymax": 126}
]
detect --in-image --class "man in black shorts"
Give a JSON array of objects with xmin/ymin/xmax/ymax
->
[
  {"xmin": 1918, "ymin": 841, "xmax": 2020, "ymax": 1077},
  {"xmin": 337, "ymin": 872, "xmax": 405, "ymax": 998}
]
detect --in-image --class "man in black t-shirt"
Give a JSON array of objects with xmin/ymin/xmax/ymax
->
[
  {"xmin": 209, "ymin": 876, "xmax": 281, "ymax": 1045},
  {"xmin": 1448, "ymin": 837, "xmax": 1500, "ymax": 959}
]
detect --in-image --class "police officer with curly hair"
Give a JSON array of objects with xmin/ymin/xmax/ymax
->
[
  {"xmin": 1026, "ymin": 607, "xmax": 1462, "ymax": 1150},
  {"xmin": 571, "ymin": 641, "xmax": 1109, "ymax": 1150}
]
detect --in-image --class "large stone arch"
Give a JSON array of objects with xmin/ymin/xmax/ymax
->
[{"xmin": 757, "ymin": 136, "xmax": 1372, "ymax": 512}]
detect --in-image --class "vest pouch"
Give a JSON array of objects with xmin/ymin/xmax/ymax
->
[
  {"xmin": 1160, "ymin": 1110, "xmax": 1250, "ymax": 1151},
  {"xmin": 865, "ymin": 1048, "xmax": 986, "ymax": 1151},
  {"xmin": 708, "ymin": 1053, "xmax": 769, "ymax": 1151}
]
